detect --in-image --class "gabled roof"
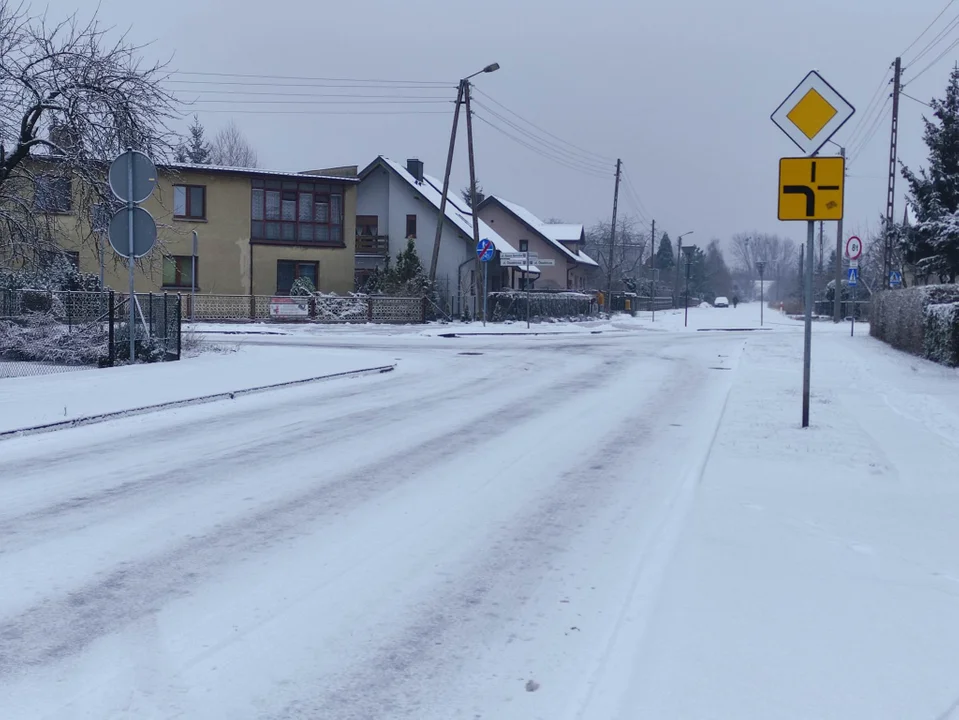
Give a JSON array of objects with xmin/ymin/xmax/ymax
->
[
  {"xmin": 479, "ymin": 196, "xmax": 598, "ymax": 267},
  {"xmin": 359, "ymin": 156, "xmax": 535, "ymax": 271}
]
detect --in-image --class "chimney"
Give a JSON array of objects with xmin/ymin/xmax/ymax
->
[{"xmin": 406, "ymin": 158, "xmax": 424, "ymax": 182}]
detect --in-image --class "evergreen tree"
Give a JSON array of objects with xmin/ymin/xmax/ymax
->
[
  {"xmin": 175, "ymin": 115, "xmax": 211, "ymax": 164},
  {"xmin": 901, "ymin": 66, "xmax": 959, "ymax": 282},
  {"xmin": 655, "ymin": 232, "xmax": 674, "ymax": 270},
  {"xmin": 460, "ymin": 180, "xmax": 485, "ymax": 208}
]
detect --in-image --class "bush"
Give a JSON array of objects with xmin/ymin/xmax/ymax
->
[
  {"xmin": 924, "ymin": 302, "xmax": 959, "ymax": 366},
  {"xmin": 488, "ymin": 291, "xmax": 594, "ymax": 322},
  {"xmin": 0, "ymin": 314, "xmax": 108, "ymax": 365},
  {"xmin": 871, "ymin": 284, "xmax": 959, "ymax": 362}
]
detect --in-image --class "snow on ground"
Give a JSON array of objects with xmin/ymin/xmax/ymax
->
[
  {"xmin": 0, "ymin": 344, "xmax": 394, "ymax": 433},
  {"xmin": 1, "ymin": 303, "xmax": 957, "ymax": 719}
]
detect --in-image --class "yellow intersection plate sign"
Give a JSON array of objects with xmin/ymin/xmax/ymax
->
[
  {"xmin": 771, "ymin": 71, "xmax": 855, "ymax": 155},
  {"xmin": 778, "ymin": 157, "xmax": 845, "ymax": 221}
]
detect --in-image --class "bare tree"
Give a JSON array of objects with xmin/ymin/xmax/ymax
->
[
  {"xmin": 0, "ymin": 2, "xmax": 178, "ymax": 264},
  {"xmin": 584, "ymin": 215, "xmax": 648, "ymax": 291},
  {"xmin": 209, "ymin": 120, "xmax": 258, "ymax": 168}
]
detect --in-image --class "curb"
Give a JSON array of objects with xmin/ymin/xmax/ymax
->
[
  {"xmin": 436, "ymin": 330, "xmax": 605, "ymax": 338},
  {"xmin": 0, "ymin": 364, "xmax": 395, "ymax": 442}
]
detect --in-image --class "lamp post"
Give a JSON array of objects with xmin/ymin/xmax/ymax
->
[
  {"xmin": 756, "ymin": 260, "xmax": 766, "ymax": 327},
  {"xmin": 674, "ymin": 230, "xmax": 694, "ymax": 308},
  {"xmin": 429, "ymin": 62, "xmax": 500, "ymax": 286},
  {"xmin": 682, "ymin": 244, "xmax": 697, "ymax": 328}
]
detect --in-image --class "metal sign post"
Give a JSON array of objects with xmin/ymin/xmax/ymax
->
[
  {"xmin": 192, "ymin": 230, "xmax": 199, "ymax": 322},
  {"xmin": 772, "ymin": 70, "xmax": 854, "ymax": 428},
  {"xmin": 476, "ymin": 238, "xmax": 495, "ymax": 326},
  {"xmin": 756, "ymin": 260, "xmax": 766, "ymax": 326},
  {"xmin": 525, "ymin": 251, "xmax": 531, "ymax": 329}
]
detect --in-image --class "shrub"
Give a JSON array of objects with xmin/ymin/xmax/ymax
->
[
  {"xmin": 924, "ymin": 302, "xmax": 959, "ymax": 366},
  {"xmin": 488, "ymin": 291, "xmax": 594, "ymax": 322},
  {"xmin": 871, "ymin": 284, "xmax": 959, "ymax": 362}
]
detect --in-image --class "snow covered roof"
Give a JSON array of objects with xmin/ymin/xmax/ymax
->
[
  {"xmin": 162, "ymin": 162, "xmax": 359, "ymax": 184},
  {"xmin": 362, "ymin": 157, "xmax": 538, "ymax": 272},
  {"xmin": 482, "ymin": 197, "xmax": 599, "ymax": 268}
]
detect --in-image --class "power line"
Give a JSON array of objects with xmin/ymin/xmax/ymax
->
[
  {"xmin": 165, "ymin": 79, "xmax": 453, "ymax": 90},
  {"xmin": 620, "ymin": 168, "xmax": 652, "ymax": 227},
  {"xmin": 907, "ymin": 33, "xmax": 959, "ymax": 83},
  {"xmin": 185, "ymin": 109, "xmax": 454, "ymax": 116},
  {"xmin": 471, "ymin": 100, "xmax": 611, "ymax": 172},
  {"xmin": 170, "ymin": 70, "xmax": 451, "ymax": 86},
  {"xmin": 848, "ymin": 100, "xmax": 892, "ymax": 165},
  {"xmin": 177, "ymin": 89, "xmax": 452, "ymax": 99},
  {"xmin": 473, "ymin": 88, "xmax": 616, "ymax": 164},
  {"xmin": 472, "ymin": 113, "xmax": 612, "ymax": 179},
  {"xmin": 847, "ymin": 92, "xmax": 891, "ymax": 157},
  {"xmin": 843, "ymin": 67, "xmax": 892, "ymax": 146},
  {"xmin": 905, "ymin": 10, "xmax": 959, "ymax": 68},
  {"xmin": 900, "ymin": 90, "xmax": 933, "ymax": 107},
  {"xmin": 902, "ymin": 0, "xmax": 957, "ymax": 58},
  {"xmin": 186, "ymin": 99, "xmax": 452, "ymax": 105}
]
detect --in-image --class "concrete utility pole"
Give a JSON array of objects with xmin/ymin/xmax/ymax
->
[
  {"xmin": 429, "ymin": 81, "xmax": 465, "ymax": 285},
  {"xmin": 649, "ymin": 218, "xmax": 656, "ymax": 317},
  {"xmin": 464, "ymin": 80, "xmax": 483, "ymax": 316},
  {"xmin": 834, "ymin": 146, "xmax": 845, "ymax": 323},
  {"xmin": 607, "ymin": 158, "xmax": 622, "ymax": 316},
  {"xmin": 884, "ymin": 56, "xmax": 902, "ymax": 285}
]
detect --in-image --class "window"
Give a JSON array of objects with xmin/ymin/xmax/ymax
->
[
  {"xmin": 519, "ymin": 239, "xmax": 529, "ymax": 252},
  {"xmin": 251, "ymin": 179, "xmax": 343, "ymax": 245},
  {"xmin": 356, "ymin": 215, "xmax": 379, "ymax": 236},
  {"xmin": 276, "ymin": 260, "xmax": 318, "ymax": 295},
  {"xmin": 34, "ymin": 176, "xmax": 72, "ymax": 213},
  {"xmin": 174, "ymin": 185, "xmax": 206, "ymax": 219},
  {"xmin": 163, "ymin": 255, "xmax": 197, "ymax": 288},
  {"xmin": 406, "ymin": 214, "xmax": 417, "ymax": 239}
]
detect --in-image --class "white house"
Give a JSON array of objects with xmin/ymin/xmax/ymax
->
[
  {"xmin": 356, "ymin": 157, "xmax": 535, "ymax": 313},
  {"xmin": 477, "ymin": 196, "xmax": 599, "ymax": 291}
]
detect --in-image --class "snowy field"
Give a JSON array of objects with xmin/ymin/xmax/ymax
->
[{"xmin": 1, "ymin": 303, "xmax": 958, "ymax": 719}]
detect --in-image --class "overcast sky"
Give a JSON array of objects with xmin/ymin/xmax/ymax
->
[{"xmin": 40, "ymin": 0, "xmax": 959, "ymax": 256}]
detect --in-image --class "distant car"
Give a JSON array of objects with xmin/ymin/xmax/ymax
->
[{"xmin": 714, "ymin": 296, "xmax": 729, "ymax": 308}]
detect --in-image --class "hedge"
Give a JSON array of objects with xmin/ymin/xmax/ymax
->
[
  {"xmin": 487, "ymin": 291, "xmax": 595, "ymax": 322},
  {"xmin": 870, "ymin": 284, "xmax": 959, "ymax": 364}
]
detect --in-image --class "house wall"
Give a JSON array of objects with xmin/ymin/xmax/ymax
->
[
  {"xmin": 44, "ymin": 168, "xmax": 356, "ymax": 296},
  {"xmin": 478, "ymin": 204, "xmax": 570, "ymax": 290}
]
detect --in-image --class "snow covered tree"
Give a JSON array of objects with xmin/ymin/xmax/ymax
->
[
  {"xmin": 174, "ymin": 116, "xmax": 211, "ymax": 164},
  {"xmin": 460, "ymin": 180, "xmax": 485, "ymax": 209},
  {"xmin": 655, "ymin": 232, "xmax": 674, "ymax": 270},
  {"xmin": 584, "ymin": 215, "xmax": 647, "ymax": 292},
  {"xmin": 702, "ymin": 239, "xmax": 732, "ymax": 301},
  {"xmin": 0, "ymin": 2, "xmax": 177, "ymax": 265},
  {"xmin": 901, "ymin": 66, "xmax": 959, "ymax": 283}
]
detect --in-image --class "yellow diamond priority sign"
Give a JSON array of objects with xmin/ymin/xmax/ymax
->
[
  {"xmin": 778, "ymin": 157, "xmax": 844, "ymax": 221},
  {"xmin": 771, "ymin": 71, "xmax": 854, "ymax": 155}
]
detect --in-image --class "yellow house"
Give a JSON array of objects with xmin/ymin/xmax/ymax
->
[{"xmin": 29, "ymin": 161, "xmax": 359, "ymax": 297}]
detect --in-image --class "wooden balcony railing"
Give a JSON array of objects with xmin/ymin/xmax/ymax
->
[{"xmin": 355, "ymin": 234, "xmax": 389, "ymax": 256}]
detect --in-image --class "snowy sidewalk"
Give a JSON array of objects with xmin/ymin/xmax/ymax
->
[
  {"xmin": 0, "ymin": 344, "xmax": 394, "ymax": 433},
  {"xmin": 620, "ymin": 323, "xmax": 959, "ymax": 719}
]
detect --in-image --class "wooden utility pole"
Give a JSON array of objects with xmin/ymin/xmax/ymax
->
[
  {"xmin": 884, "ymin": 56, "xmax": 902, "ymax": 285},
  {"xmin": 429, "ymin": 80, "xmax": 466, "ymax": 285},
  {"xmin": 607, "ymin": 159, "xmax": 622, "ymax": 315}
]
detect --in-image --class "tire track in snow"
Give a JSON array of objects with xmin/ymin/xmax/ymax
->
[
  {"xmin": 268, "ymin": 350, "xmax": 707, "ymax": 720},
  {"xmin": 0, "ymin": 353, "xmax": 620, "ymax": 679}
]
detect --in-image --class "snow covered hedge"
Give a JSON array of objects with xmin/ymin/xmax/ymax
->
[
  {"xmin": 0, "ymin": 314, "xmax": 109, "ymax": 366},
  {"xmin": 488, "ymin": 291, "xmax": 595, "ymax": 322},
  {"xmin": 870, "ymin": 285, "xmax": 959, "ymax": 364},
  {"xmin": 924, "ymin": 302, "xmax": 959, "ymax": 366}
]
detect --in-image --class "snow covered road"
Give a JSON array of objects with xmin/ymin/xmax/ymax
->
[{"xmin": 2, "ymin": 307, "xmax": 958, "ymax": 719}]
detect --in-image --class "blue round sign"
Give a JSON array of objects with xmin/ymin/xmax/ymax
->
[{"xmin": 476, "ymin": 238, "xmax": 495, "ymax": 262}]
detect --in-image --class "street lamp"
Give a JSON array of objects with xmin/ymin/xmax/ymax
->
[
  {"xmin": 682, "ymin": 244, "xmax": 697, "ymax": 328},
  {"xmin": 755, "ymin": 260, "xmax": 766, "ymax": 327},
  {"xmin": 674, "ymin": 230, "xmax": 694, "ymax": 309}
]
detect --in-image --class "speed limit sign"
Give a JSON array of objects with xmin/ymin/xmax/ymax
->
[{"xmin": 845, "ymin": 235, "xmax": 863, "ymax": 260}]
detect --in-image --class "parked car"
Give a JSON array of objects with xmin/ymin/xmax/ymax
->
[{"xmin": 714, "ymin": 296, "xmax": 729, "ymax": 308}]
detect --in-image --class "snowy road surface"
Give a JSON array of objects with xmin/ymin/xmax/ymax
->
[{"xmin": 2, "ymin": 305, "xmax": 958, "ymax": 719}]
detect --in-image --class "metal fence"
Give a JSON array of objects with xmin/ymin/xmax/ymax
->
[
  {"xmin": 181, "ymin": 294, "xmax": 428, "ymax": 324},
  {"xmin": 0, "ymin": 289, "xmax": 181, "ymax": 380}
]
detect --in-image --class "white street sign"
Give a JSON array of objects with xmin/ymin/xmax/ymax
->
[
  {"xmin": 849, "ymin": 258, "xmax": 859, "ymax": 268},
  {"xmin": 534, "ymin": 258, "xmax": 556, "ymax": 267},
  {"xmin": 501, "ymin": 257, "xmax": 538, "ymax": 267}
]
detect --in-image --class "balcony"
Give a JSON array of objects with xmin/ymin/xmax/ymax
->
[{"xmin": 356, "ymin": 234, "xmax": 389, "ymax": 256}]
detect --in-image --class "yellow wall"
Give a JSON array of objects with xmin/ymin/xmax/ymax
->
[{"xmin": 44, "ymin": 166, "xmax": 357, "ymax": 296}]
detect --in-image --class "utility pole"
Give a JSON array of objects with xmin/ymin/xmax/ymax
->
[
  {"xmin": 464, "ymin": 80, "xmax": 483, "ymax": 317},
  {"xmin": 649, "ymin": 218, "xmax": 656, "ymax": 317},
  {"xmin": 428, "ymin": 80, "xmax": 466, "ymax": 285},
  {"xmin": 834, "ymin": 146, "xmax": 845, "ymax": 323},
  {"xmin": 606, "ymin": 158, "xmax": 622, "ymax": 316},
  {"xmin": 884, "ymin": 56, "xmax": 902, "ymax": 285},
  {"xmin": 675, "ymin": 235, "xmax": 682, "ymax": 308}
]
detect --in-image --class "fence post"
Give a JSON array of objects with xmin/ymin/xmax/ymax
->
[
  {"xmin": 108, "ymin": 290, "xmax": 115, "ymax": 367},
  {"xmin": 176, "ymin": 294, "xmax": 182, "ymax": 360},
  {"xmin": 163, "ymin": 292, "xmax": 169, "ymax": 345},
  {"xmin": 250, "ymin": 295, "xmax": 256, "ymax": 320},
  {"xmin": 421, "ymin": 296, "xmax": 428, "ymax": 323}
]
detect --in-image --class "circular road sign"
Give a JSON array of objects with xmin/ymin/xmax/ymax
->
[
  {"xmin": 108, "ymin": 206, "xmax": 158, "ymax": 259},
  {"xmin": 845, "ymin": 235, "xmax": 863, "ymax": 260},
  {"xmin": 476, "ymin": 237, "xmax": 495, "ymax": 262},
  {"xmin": 109, "ymin": 149, "xmax": 158, "ymax": 204}
]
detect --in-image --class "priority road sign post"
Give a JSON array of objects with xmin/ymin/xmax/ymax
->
[
  {"xmin": 476, "ymin": 238, "xmax": 495, "ymax": 326},
  {"xmin": 772, "ymin": 70, "xmax": 854, "ymax": 428}
]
